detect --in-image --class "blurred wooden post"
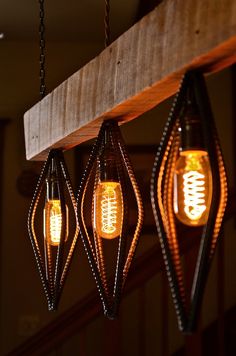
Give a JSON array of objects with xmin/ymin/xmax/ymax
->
[
  {"xmin": 78, "ymin": 328, "xmax": 87, "ymax": 356},
  {"xmin": 185, "ymin": 244, "xmax": 202, "ymax": 356},
  {"xmin": 103, "ymin": 315, "xmax": 122, "ymax": 356},
  {"xmin": 217, "ymin": 231, "xmax": 225, "ymax": 355},
  {"xmin": 138, "ymin": 285, "xmax": 146, "ymax": 356},
  {"xmin": 231, "ymin": 65, "xmax": 236, "ymax": 226},
  {"xmin": 161, "ymin": 273, "xmax": 169, "ymax": 356},
  {"xmin": 0, "ymin": 119, "xmax": 9, "ymax": 353}
]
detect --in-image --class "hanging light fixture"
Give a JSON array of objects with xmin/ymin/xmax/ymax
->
[
  {"xmin": 77, "ymin": 120, "xmax": 144, "ymax": 318},
  {"xmin": 150, "ymin": 71, "xmax": 228, "ymax": 333},
  {"xmin": 27, "ymin": 0, "xmax": 79, "ymax": 311},
  {"xmin": 28, "ymin": 150, "xmax": 79, "ymax": 310}
]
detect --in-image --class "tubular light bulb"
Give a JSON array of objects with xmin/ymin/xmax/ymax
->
[
  {"xmin": 94, "ymin": 181, "xmax": 123, "ymax": 239},
  {"xmin": 44, "ymin": 200, "xmax": 68, "ymax": 246},
  {"xmin": 173, "ymin": 150, "xmax": 212, "ymax": 226}
]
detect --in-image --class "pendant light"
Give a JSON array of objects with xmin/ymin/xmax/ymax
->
[
  {"xmin": 150, "ymin": 71, "xmax": 228, "ymax": 333},
  {"xmin": 76, "ymin": 120, "xmax": 144, "ymax": 318},
  {"xmin": 27, "ymin": 1, "xmax": 79, "ymax": 310}
]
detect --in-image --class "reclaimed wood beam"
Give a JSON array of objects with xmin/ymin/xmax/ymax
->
[{"xmin": 24, "ymin": 0, "xmax": 236, "ymax": 160}]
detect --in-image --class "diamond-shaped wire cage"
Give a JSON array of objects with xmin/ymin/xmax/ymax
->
[
  {"xmin": 150, "ymin": 71, "xmax": 228, "ymax": 333},
  {"xmin": 76, "ymin": 120, "xmax": 144, "ymax": 319},
  {"xmin": 28, "ymin": 149, "xmax": 79, "ymax": 311}
]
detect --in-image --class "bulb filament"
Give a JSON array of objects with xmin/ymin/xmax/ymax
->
[
  {"xmin": 50, "ymin": 210, "xmax": 62, "ymax": 244},
  {"xmin": 101, "ymin": 186, "xmax": 118, "ymax": 234},
  {"xmin": 94, "ymin": 182, "xmax": 123, "ymax": 239},
  {"xmin": 183, "ymin": 171, "xmax": 206, "ymax": 221},
  {"xmin": 44, "ymin": 200, "xmax": 68, "ymax": 246}
]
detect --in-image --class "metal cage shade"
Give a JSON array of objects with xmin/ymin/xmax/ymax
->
[
  {"xmin": 150, "ymin": 71, "xmax": 228, "ymax": 333},
  {"xmin": 28, "ymin": 149, "xmax": 79, "ymax": 311},
  {"xmin": 77, "ymin": 120, "xmax": 144, "ymax": 319}
]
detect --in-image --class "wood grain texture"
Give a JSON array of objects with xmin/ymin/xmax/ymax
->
[{"xmin": 24, "ymin": 0, "xmax": 236, "ymax": 160}]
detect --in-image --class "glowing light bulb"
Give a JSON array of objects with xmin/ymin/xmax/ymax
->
[
  {"xmin": 94, "ymin": 181, "xmax": 123, "ymax": 239},
  {"xmin": 173, "ymin": 150, "xmax": 212, "ymax": 226},
  {"xmin": 44, "ymin": 200, "xmax": 68, "ymax": 246}
]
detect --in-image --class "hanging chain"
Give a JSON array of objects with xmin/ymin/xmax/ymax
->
[
  {"xmin": 104, "ymin": 0, "xmax": 111, "ymax": 48},
  {"xmin": 39, "ymin": 0, "xmax": 46, "ymax": 99}
]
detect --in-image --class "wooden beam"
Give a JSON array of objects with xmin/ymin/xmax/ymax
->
[{"xmin": 24, "ymin": 0, "xmax": 236, "ymax": 160}]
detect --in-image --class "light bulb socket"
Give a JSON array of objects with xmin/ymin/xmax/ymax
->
[
  {"xmin": 46, "ymin": 158, "xmax": 60, "ymax": 200},
  {"xmin": 98, "ymin": 121, "xmax": 119, "ymax": 182},
  {"xmin": 98, "ymin": 149, "xmax": 119, "ymax": 182},
  {"xmin": 46, "ymin": 180, "xmax": 60, "ymax": 200},
  {"xmin": 180, "ymin": 99, "xmax": 206, "ymax": 152}
]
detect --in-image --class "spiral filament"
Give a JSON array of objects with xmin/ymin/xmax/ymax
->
[
  {"xmin": 94, "ymin": 182, "xmax": 123, "ymax": 239},
  {"xmin": 44, "ymin": 200, "xmax": 68, "ymax": 246},
  {"xmin": 173, "ymin": 151, "xmax": 212, "ymax": 226},
  {"xmin": 183, "ymin": 171, "xmax": 206, "ymax": 221},
  {"xmin": 101, "ymin": 186, "xmax": 118, "ymax": 234}
]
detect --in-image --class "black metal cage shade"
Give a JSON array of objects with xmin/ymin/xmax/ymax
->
[
  {"xmin": 76, "ymin": 120, "xmax": 144, "ymax": 319},
  {"xmin": 28, "ymin": 149, "xmax": 79, "ymax": 311},
  {"xmin": 150, "ymin": 71, "xmax": 228, "ymax": 333}
]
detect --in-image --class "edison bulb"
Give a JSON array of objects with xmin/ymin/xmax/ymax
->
[
  {"xmin": 94, "ymin": 182, "xmax": 123, "ymax": 239},
  {"xmin": 173, "ymin": 150, "xmax": 212, "ymax": 226},
  {"xmin": 44, "ymin": 200, "xmax": 68, "ymax": 246}
]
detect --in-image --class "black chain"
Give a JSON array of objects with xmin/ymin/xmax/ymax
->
[
  {"xmin": 104, "ymin": 0, "xmax": 110, "ymax": 48},
  {"xmin": 39, "ymin": 0, "xmax": 46, "ymax": 99}
]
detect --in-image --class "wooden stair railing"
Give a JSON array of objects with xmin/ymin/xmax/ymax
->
[{"xmin": 8, "ymin": 191, "xmax": 236, "ymax": 356}]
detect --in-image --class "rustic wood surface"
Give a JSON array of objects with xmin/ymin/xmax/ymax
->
[{"xmin": 24, "ymin": 0, "xmax": 236, "ymax": 160}]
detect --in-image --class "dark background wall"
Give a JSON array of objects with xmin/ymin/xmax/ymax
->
[{"xmin": 0, "ymin": 1, "xmax": 235, "ymax": 355}]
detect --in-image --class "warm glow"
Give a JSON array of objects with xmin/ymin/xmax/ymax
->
[
  {"xmin": 173, "ymin": 151, "xmax": 212, "ymax": 226},
  {"xmin": 44, "ymin": 200, "xmax": 68, "ymax": 246},
  {"xmin": 94, "ymin": 182, "xmax": 123, "ymax": 239}
]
